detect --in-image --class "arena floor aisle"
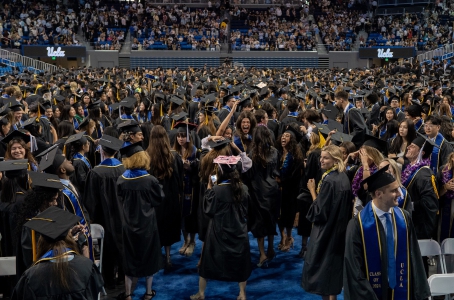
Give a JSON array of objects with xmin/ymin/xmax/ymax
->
[{"xmin": 129, "ymin": 229, "xmax": 345, "ymax": 300}]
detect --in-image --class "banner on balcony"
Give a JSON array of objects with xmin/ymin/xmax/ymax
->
[
  {"xmin": 21, "ymin": 46, "xmax": 86, "ymax": 58},
  {"xmin": 359, "ymin": 47, "xmax": 416, "ymax": 59}
]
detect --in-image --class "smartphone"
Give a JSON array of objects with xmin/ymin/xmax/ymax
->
[{"xmin": 210, "ymin": 175, "xmax": 217, "ymax": 184}]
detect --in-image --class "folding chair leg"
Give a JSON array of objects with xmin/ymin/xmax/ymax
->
[{"xmin": 102, "ymin": 286, "xmax": 107, "ymax": 296}]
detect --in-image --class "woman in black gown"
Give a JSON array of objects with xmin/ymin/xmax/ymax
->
[
  {"xmin": 12, "ymin": 206, "xmax": 103, "ymax": 300},
  {"xmin": 191, "ymin": 155, "xmax": 251, "ymax": 300},
  {"xmin": 146, "ymin": 125, "xmax": 183, "ymax": 270},
  {"xmin": 117, "ymin": 143, "xmax": 164, "ymax": 300},
  {"xmin": 243, "ymin": 126, "xmax": 280, "ymax": 267},
  {"xmin": 65, "ymin": 132, "xmax": 91, "ymax": 197},
  {"xmin": 302, "ymin": 145, "xmax": 353, "ymax": 299}
]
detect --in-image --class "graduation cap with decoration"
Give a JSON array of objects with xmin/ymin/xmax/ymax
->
[
  {"xmin": 28, "ymin": 171, "xmax": 64, "ymax": 190},
  {"xmin": 213, "ymin": 155, "xmax": 241, "ymax": 174},
  {"xmin": 98, "ymin": 134, "xmax": 123, "ymax": 152},
  {"xmin": 0, "ymin": 159, "xmax": 28, "ymax": 178}
]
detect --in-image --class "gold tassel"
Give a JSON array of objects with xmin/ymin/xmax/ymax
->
[
  {"xmin": 37, "ymin": 105, "xmax": 41, "ymax": 118},
  {"xmin": 63, "ymin": 144, "xmax": 66, "ymax": 156},
  {"xmin": 386, "ymin": 89, "xmax": 389, "ymax": 98},
  {"xmin": 35, "ymin": 84, "xmax": 42, "ymax": 95},
  {"xmin": 31, "ymin": 230, "xmax": 37, "ymax": 262},
  {"xmin": 171, "ymin": 119, "xmax": 175, "ymax": 129},
  {"xmin": 319, "ymin": 132, "xmax": 326, "ymax": 148},
  {"xmin": 205, "ymin": 112, "xmax": 208, "ymax": 125},
  {"xmin": 399, "ymin": 97, "xmax": 402, "ymax": 109},
  {"xmin": 428, "ymin": 105, "xmax": 432, "ymax": 116},
  {"xmin": 160, "ymin": 103, "xmax": 163, "ymax": 117},
  {"xmin": 432, "ymin": 175, "xmax": 439, "ymax": 199}
]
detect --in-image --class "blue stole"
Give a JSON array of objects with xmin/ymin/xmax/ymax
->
[
  {"xmin": 358, "ymin": 202, "xmax": 410, "ymax": 299},
  {"xmin": 33, "ymin": 248, "xmax": 76, "ymax": 266},
  {"xmin": 98, "ymin": 158, "xmax": 122, "ymax": 167},
  {"xmin": 414, "ymin": 119, "xmax": 423, "ymax": 132},
  {"xmin": 73, "ymin": 118, "xmax": 79, "ymax": 130},
  {"xmin": 322, "ymin": 119, "xmax": 328, "ymax": 125},
  {"xmin": 379, "ymin": 126, "xmax": 387, "ymax": 139},
  {"xmin": 120, "ymin": 114, "xmax": 134, "ymax": 120},
  {"xmin": 395, "ymin": 108, "xmax": 401, "ymax": 115},
  {"xmin": 287, "ymin": 112, "xmax": 298, "ymax": 117},
  {"xmin": 73, "ymin": 153, "xmax": 92, "ymax": 169},
  {"xmin": 397, "ymin": 187, "xmax": 408, "ymax": 208},
  {"xmin": 233, "ymin": 134, "xmax": 251, "ymax": 152},
  {"xmin": 429, "ymin": 133, "xmax": 444, "ymax": 175},
  {"xmin": 403, "ymin": 166, "xmax": 429, "ymax": 188},
  {"xmin": 122, "ymin": 141, "xmax": 131, "ymax": 147},
  {"xmin": 62, "ymin": 184, "xmax": 94, "ymax": 261},
  {"xmin": 83, "ymin": 108, "xmax": 88, "ymax": 117},
  {"xmin": 343, "ymin": 103, "xmax": 354, "ymax": 134},
  {"xmin": 122, "ymin": 168, "xmax": 149, "ymax": 179},
  {"xmin": 138, "ymin": 111, "xmax": 152, "ymax": 123},
  {"xmin": 192, "ymin": 97, "xmax": 200, "ymax": 103},
  {"xmin": 222, "ymin": 105, "xmax": 231, "ymax": 112}
]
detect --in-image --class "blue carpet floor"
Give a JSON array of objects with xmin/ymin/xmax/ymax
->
[{"xmin": 132, "ymin": 229, "xmax": 344, "ymax": 300}]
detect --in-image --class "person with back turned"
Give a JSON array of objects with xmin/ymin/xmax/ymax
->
[{"xmin": 343, "ymin": 165, "xmax": 430, "ymax": 300}]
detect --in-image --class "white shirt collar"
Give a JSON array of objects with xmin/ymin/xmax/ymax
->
[
  {"xmin": 343, "ymin": 103, "xmax": 350, "ymax": 114},
  {"xmin": 372, "ymin": 201, "xmax": 392, "ymax": 217}
]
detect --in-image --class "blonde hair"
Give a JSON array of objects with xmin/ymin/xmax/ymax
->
[
  {"xmin": 321, "ymin": 144, "xmax": 346, "ymax": 172},
  {"xmin": 361, "ymin": 145, "xmax": 384, "ymax": 167},
  {"xmin": 381, "ymin": 158, "xmax": 402, "ymax": 186},
  {"xmin": 307, "ymin": 131, "xmax": 320, "ymax": 156},
  {"xmin": 122, "ymin": 151, "xmax": 150, "ymax": 170}
]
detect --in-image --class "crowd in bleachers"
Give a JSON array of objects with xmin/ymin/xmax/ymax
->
[
  {"xmin": 129, "ymin": 5, "xmax": 224, "ymax": 51},
  {"xmin": 230, "ymin": 6, "xmax": 317, "ymax": 51}
]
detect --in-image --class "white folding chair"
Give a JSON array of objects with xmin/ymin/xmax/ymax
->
[
  {"xmin": 428, "ymin": 274, "xmax": 454, "ymax": 300},
  {"xmin": 0, "ymin": 257, "xmax": 16, "ymax": 276},
  {"xmin": 90, "ymin": 224, "xmax": 106, "ymax": 299},
  {"xmin": 419, "ymin": 239, "xmax": 446, "ymax": 274},
  {"xmin": 442, "ymin": 238, "xmax": 454, "ymax": 273}
]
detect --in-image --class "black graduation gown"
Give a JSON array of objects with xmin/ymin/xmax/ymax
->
[
  {"xmin": 302, "ymin": 171, "xmax": 353, "ymax": 295},
  {"xmin": 84, "ymin": 135, "xmax": 99, "ymax": 167},
  {"xmin": 152, "ymin": 152, "xmax": 183, "ymax": 247},
  {"xmin": 39, "ymin": 117, "xmax": 54, "ymax": 144},
  {"xmin": 70, "ymin": 158, "xmax": 90, "ymax": 198},
  {"xmin": 343, "ymin": 209, "xmax": 431, "ymax": 300},
  {"xmin": 188, "ymin": 101, "xmax": 200, "ymax": 123},
  {"xmin": 405, "ymin": 166, "xmax": 439, "ymax": 239},
  {"xmin": 278, "ymin": 115, "xmax": 299, "ymax": 136},
  {"xmin": 83, "ymin": 159, "xmax": 126, "ymax": 280},
  {"xmin": 297, "ymin": 149, "xmax": 322, "ymax": 237},
  {"xmin": 12, "ymin": 255, "xmax": 104, "ymax": 300},
  {"xmin": 243, "ymin": 148, "xmax": 280, "ymax": 238},
  {"xmin": 199, "ymin": 185, "xmax": 252, "ymax": 282},
  {"xmin": 0, "ymin": 193, "xmax": 25, "ymax": 257},
  {"xmin": 267, "ymin": 119, "xmax": 279, "ymax": 139},
  {"xmin": 431, "ymin": 138, "xmax": 452, "ymax": 174},
  {"xmin": 117, "ymin": 172, "xmax": 164, "ymax": 277},
  {"xmin": 277, "ymin": 151, "xmax": 304, "ymax": 228}
]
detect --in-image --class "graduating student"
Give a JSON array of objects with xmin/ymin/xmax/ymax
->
[
  {"xmin": 146, "ymin": 125, "xmax": 183, "ymax": 269},
  {"xmin": 423, "ymin": 115, "xmax": 452, "ymax": 175},
  {"xmin": 191, "ymin": 155, "xmax": 251, "ymax": 300},
  {"xmin": 117, "ymin": 142, "xmax": 164, "ymax": 300},
  {"xmin": 302, "ymin": 145, "xmax": 353, "ymax": 299},
  {"xmin": 65, "ymin": 132, "xmax": 92, "ymax": 197},
  {"xmin": 343, "ymin": 166, "xmax": 430, "ymax": 300},
  {"xmin": 117, "ymin": 119, "xmax": 144, "ymax": 147},
  {"xmin": 12, "ymin": 206, "xmax": 104, "ymax": 300},
  {"xmin": 83, "ymin": 135, "xmax": 126, "ymax": 289}
]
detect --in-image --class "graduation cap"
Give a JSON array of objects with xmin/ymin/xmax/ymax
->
[
  {"xmin": 321, "ymin": 104, "xmax": 340, "ymax": 120},
  {"xmin": 363, "ymin": 134, "xmax": 388, "ymax": 156},
  {"xmin": 87, "ymin": 100, "xmax": 101, "ymax": 110},
  {"xmin": 120, "ymin": 142, "xmax": 144, "ymax": 158},
  {"xmin": 98, "ymin": 134, "xmax": 123, "ymax": 152},
  {"xmin": 21, "ymin": 117, "xmax": 40, "ymax": 129},
  {"xmin": 0, "ymin": 104, "xmax": 10, "ymax": 116},
  {"xmin": 152, "ymin": 81, "xmax": 162, "ymax": 88},
  {"xmin": 330, "ymin": 131, "xmax": 353, "ymax": 144},
  {"xmin": 170, "ymin": 96, "xmax": 184, "ymax": 107},
  {"xmin": 2, "ymin": 130, "xmax": 30, "ymax": 145},
  {"xmin": 284, "ymin": 125, "xmax": 303, "ymax": 143},
  {"xmin": 326, "ymin": 119, "xmax": 343, "ymax": 132},
  {"xmin": 412, "ymin": 132, "xmax": 439, "ymax": 159},
  {"xmin": 190, "ymin": 84, "xmax": 200, "ymax": 97},
  {"xmin": 118, "ymin": 119, "xmax": 141, "ymax": 133},
  {"xmin": 171, "ymin": 112, "xmax": 188, "ymax": 123},
  {"xmin": 222, "ymin": 94, "xmax": 234, "ymax": 104},
  {"xmin": 23, "ymin": 206, "xmax": 81, "ymax": 242},
  {"xmin": 212, "ymin": 155, "xmax": 241, "ymax": 174},
  {"xmin": 28, "ymin": 171, "xmax": 64, "ymax": 190},
  {"xmin": 201, "ymin": 93, "xmax": 216, "ymax": 106},
  {"xmin": 360, "ymin": 164, "xmax": 396, "ymax": 193},
  {"xmin": 5, "ymin": 100, "xmax": 23, "ymax": 112},
  {"xmin": 0, "ymin": 159, "xmax": 28, "ymax": 178},
  {"xmin": 36, "ymin": 145, "xmax": 66, "ymax": 174},
  {"xmin": 53, "ymin": 95, "xmax": 66, "ymax": 104},
  {"xmin": 109, "ymin": 102, "xmax": 122, "ymax": 111},
  {"xmin": 176, "ymin": 86, "xmax": 186, "ymax": 96},
  {"xmin": 64, "ymin": 132, "xmax": 88, "ymax": 146},
  {"xmin": 119, "ymin": 97, "xmax": 136, "ymax": 109},
  {"xmin": 207, "ymin": 139, "xmax": 231, "ymax": 150}
]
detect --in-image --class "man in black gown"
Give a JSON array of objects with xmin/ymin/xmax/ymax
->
[
  {"xmin": 83, "ymin": 135, "xmax": 126, "ymax": 289},
  {"xmin": 344, "ymin": 166, "xmax": 430, "ymax": 300}
]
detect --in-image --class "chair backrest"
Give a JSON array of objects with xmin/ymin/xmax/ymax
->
[
  {"xmin": 0, "ymin": 257, "xmax": 16, "ymax": 276},
  {"xmin": 418, "ymin": 239, "xmax": 442, "ymax": 257},
  {"xmin": 428, "ymin": 274, "xmax": 454, "ymax": 295},
  {"xmin": 441, "ymin": 238, "xmax": 454, "ymax": 255},
  {"xmin": 90, "ymin": 224, "xmax": 104, "ymax": 240}
]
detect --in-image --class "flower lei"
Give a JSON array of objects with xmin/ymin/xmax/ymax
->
[
  {"xmin": 401, "ymin": 158, "xmax": 430, "ymax": 186},
  {"xmin": 442, "ymin": 167, "xmax": 454, "ymax": 199},
  {"xmin": 352, "ymin": 165, "xmax": 378, "ymax": 197},
  {"xmin": 316, "ymin": 166, "xmax": 338, "ymax": 194}
]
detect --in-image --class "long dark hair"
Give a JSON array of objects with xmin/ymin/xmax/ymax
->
[
  {"xmin": 276, "ymin": 123, "xmax": 304, "ymax": 165},
  {"xmin": 60, "ymin": 105, "xmax": 74, "ymax": 122},
  {"xmin": 250, "ymin": 125, "xmax": 273, "ymax": 167},
  {"xmin": 389, "ymin": 119, "xmax": 416, "ymax": 154},
  {"xmin": 0, "ymin": 171, "xmax": 29, "ymax": 203},
  {"xmin": 146, "ymin": 125, "xmax": 174, "ymax": 179},
  {"xmin": 140, "ymin": 122, "xmax": 154, "ymax": 150},
  {"xmin": 57, "ymin": 121, "xmax": 76, "ymax": 139},
  {"xmin": 217, "ymin": 167, "xmax": 244, "ymax": 204},
  {"xmin": 382, "ymin": 119, "xmax": 399, "ymax": 141},
  {"xmin": 36, "ymin": 231, "xmax": 80, "ymax": 292}
]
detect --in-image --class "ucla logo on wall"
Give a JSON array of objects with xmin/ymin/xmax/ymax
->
[{"xmin": 46, "ymin": 47, "xmax": 66, "ymax": 57}]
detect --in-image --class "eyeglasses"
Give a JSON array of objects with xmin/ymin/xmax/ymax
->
[{"xmin": 424, "ymin": 123, "xmax": 437, "ymax": 128}]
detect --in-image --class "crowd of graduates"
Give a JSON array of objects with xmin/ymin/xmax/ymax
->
[{"xmin": 0, "ymin": 61, "xmax": 451, "ymax": 299}]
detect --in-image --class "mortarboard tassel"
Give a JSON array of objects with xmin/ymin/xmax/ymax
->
[
  {"xmin": 186, "ymin": 122, "xmax": 190, "ymax": 143},
  {"xmin": 160, "ymin": 103, "xmax": 163, "ymax": 117},
  {"xmin": 205, "ymin": 112, "xmax": 208, "ymax": 126},
  {"xmin": 31, "ymin": 229, "xmax": 37, "ymax": 261},
  {"xmin": 171, "ymin": 119, "xmax": 175, "ymax": 129},
  {"xmin": 63, "ymin": 144, "xmax": 66, "ymax": 156},
  {"xmin": 319, "ymin": 132, "xmax": 326, "ymax": 148}
]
